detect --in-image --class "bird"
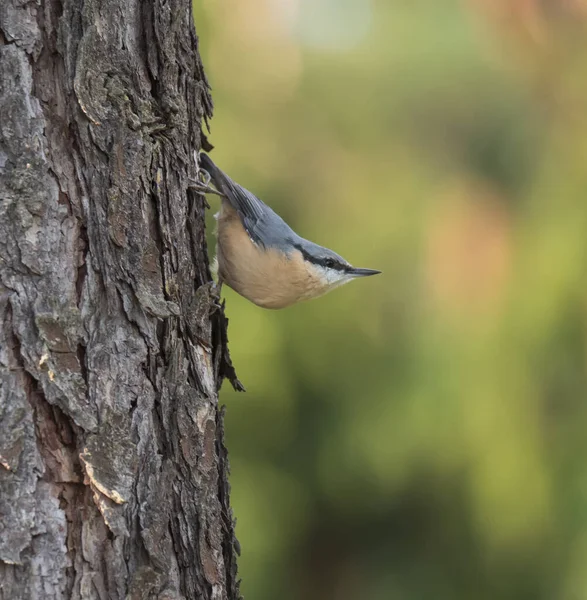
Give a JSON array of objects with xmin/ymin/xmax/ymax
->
[{"xmin": 190, "ymin": 153, "xmax": 380, "ymax": 309}]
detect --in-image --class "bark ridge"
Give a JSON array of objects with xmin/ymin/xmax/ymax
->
[{"xmin": 0, "ymin": 0, "xmax": 242, "ymax": 598}]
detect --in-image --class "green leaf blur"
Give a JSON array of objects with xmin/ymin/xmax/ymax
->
[{"xmin": 194, "ymin": 1, "xmax": 587, "ymax": 598}]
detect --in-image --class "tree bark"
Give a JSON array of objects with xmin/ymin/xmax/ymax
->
[{"xmin": 0, "ymin": 0, "xmax": 243, "ymax": 598}]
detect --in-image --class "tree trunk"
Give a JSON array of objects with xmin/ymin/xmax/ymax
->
[{"xmin": 0, "ymin": 0, "xmax": 243, "ymax": 598}]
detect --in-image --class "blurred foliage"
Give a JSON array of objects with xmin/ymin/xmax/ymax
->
[{"xmin": 194, "ymin": 0, "xmax": 587, "ymax": 598}]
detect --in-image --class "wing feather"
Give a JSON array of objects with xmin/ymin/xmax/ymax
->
[{"xmin": 199, "ymin": 153, "xmax": 295, "ymax": 248}]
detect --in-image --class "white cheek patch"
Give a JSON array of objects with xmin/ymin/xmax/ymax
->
[{"xmin": 312, "ymin": 264, "xmax": 353, "ymax": 288}]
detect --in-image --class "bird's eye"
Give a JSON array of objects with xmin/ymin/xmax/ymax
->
[{"xmin": 324, "ymin": 258, "xmax": 335, "ymax": 268}]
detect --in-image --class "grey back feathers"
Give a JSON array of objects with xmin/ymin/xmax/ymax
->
[
  {"xmin": 199, "ymin": 153, "xmax": 294, "ymax": 248},
  {"xmin": 199, "ymin": 153, "xmax": 349, "ymax": 269}
]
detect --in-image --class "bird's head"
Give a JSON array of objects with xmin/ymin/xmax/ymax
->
[{"xmin": 293, "ymin": 240, "xmax": 380, "ymax": 295}]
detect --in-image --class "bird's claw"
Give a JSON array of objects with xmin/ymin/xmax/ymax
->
[
  {"xmin": 188, "ymin": 167, "xmax": 225, "ymax": 198},
  {"xmin": 199, "ymin": 168, "xmax": 212, "ymax": 187},
  {"xmin": 188, "ymin": 178, "xmax": 221, "ymax": 196},
  {"xmin": 209, "ymin": 281, "xmax": 224, "ymax": 314}
]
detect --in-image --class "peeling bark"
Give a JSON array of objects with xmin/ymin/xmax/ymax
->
[{"xmin": 0, "ymin": 0, "xmax": 242, "ymax": 598}]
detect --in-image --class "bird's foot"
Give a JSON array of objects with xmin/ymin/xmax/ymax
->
[
  {"xmin": 188, "ymin": 174, "xmax": 220, "ymax": 196},
  {"xmin": 209, "ymin": 280, "xmax": 224, "ymax": 314},
  {"xmin": 188, "ymin": 168, "xmax": 225, "ymax": 198}
]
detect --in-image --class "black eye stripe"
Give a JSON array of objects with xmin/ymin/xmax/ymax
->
[{"xmin": 293, "ymin": 244, "xmax": 347, "ymax": 271}]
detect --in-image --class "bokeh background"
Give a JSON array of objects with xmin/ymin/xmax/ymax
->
[{"xmin": 193, "ymin": 1, "xmax": 587, "ymax": 598}]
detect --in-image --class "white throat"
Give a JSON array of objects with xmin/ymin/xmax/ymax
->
[{"xmin": 310, "ymin": 264, "xmax": 354, "ymax": 290}]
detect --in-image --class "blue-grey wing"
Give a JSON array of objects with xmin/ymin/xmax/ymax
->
[{"xmin": 200, "ymin": 153, "xmax": 298, "ymax": 248}]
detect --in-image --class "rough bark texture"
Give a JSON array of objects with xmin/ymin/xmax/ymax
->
[{"xmin": 0, "ymin": 0, "xmax": 243, "ymax": 598}]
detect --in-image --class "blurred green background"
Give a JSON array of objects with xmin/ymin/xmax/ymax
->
[{"xmin": 194, "ymin": 1, "xmax": 587, "ymax": 598}]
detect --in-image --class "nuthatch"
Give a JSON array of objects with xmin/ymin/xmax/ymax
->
[{"xmin": 191, "ymin": 153, "xmax": 381, "ymax": 309}]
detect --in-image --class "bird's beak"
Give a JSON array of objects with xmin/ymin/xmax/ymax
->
[{"xmin": 348, "ymin": 267, "xmax": 381, "ymax": 278}]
